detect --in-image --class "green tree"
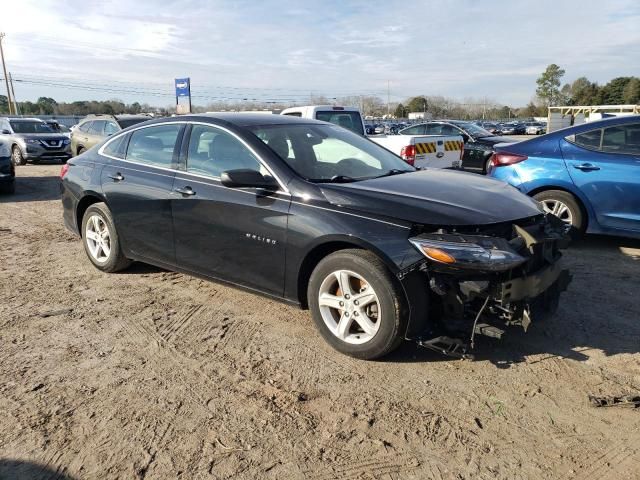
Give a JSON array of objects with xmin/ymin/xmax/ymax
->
[
  {"xmin": 622, "ymin": 77, "xmax": 640, "ymax": 104},
  {"xmin": 36, "ymin": 96, "xmax": 58, "ymax": 114},
  {"xmin": 128, "ymin": 102, "xmax": 142, "ymax": 114},
  {"xmin": 600, "ymin": 77, "xmax": 634, "ymax": 104},
  {"xmin": 0, "ymin": 95, "xmax": 8, "ymax": 114},
  {"xmin": 568, "ymin": 77, "xmax": 601, "ymax": 105},
  {"xmin": 536, "ymin": 64, "xmax": 565, "ymax": 106},
  {"xmin": 393, "ymin": 103, "xmax": 407, "ymax": 118},
  {"xmin": 406, "ymin": 96, "xmax": 429, "ymax": 114}
]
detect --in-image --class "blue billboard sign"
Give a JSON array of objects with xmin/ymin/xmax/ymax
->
[{"xmin": 175, "ymin": 78, "xmax": 190, "ymax": 97}]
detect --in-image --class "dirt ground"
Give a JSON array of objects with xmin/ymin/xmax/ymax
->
[{"xmin": 1, "ymin": 164, "xmax": 639, "ymax": 480}]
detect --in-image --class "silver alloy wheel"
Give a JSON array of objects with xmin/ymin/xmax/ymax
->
[
  {"xmin": 541, "ymin": 199, "xmax": 573, "ymax": 224},
  {"xmin": 85, "ymin": 214, "xmax": 112, "ymax": 263},
  {"xmin": 317, "ymin": 269, "xmax": 381, "ymax": 345},
  {"xmin": 12, "ymin": 147, "xmax": 22, "ymax": 165}
]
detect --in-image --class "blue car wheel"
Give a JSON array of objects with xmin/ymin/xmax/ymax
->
[{"xmin": 533, "ymin": 190, "xmax": 585, "ymax": 238}]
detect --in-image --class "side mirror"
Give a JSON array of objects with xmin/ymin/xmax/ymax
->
[
  {"xmin": 461, "ymin": 133, "xmax": 471, "ymax": 143},
  {"xmin": 1, "ymin": 129, "xmax": 10, "ymax": 135},
  {"xmin": 220, "ymin": 169, "xmax": 279, "ymax": 190}
]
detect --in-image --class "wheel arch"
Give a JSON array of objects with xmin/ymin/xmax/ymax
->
[
  {"xmin": 76, "ymin": 192, "xmax": 108, "ymax": 237},
  {"xmin": 527, "ymin": 184, "xmax": 593, "ymax": 229},
  {"xmin": 295, "ymin": 235, "xmax": 399, "ymax": 309}
]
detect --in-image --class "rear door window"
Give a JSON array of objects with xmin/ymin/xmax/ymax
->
[
  {"xmin": 104, "ymin": 121, "xmax": 119, "ymax": 136},
  {"xmin": 602, "ymin": 124, "xmax": 640, "ymax": 155},
  {"xmin": 569, "ymin": 129, "xmax": 602, "ymax": 150},
  {"xmin": 126, "ymin": 124, "xmax": 182, "ymax": 168},
  {"xmin": 315, "ymin": 111, "xmax": 364, "ymax": 135},
  {"xmin": 102, "ymin": 134, "xmax": 129, "ymax": 159},
  {"xmin": 89, "ymin": 121, "xmax": 106, "ymax": 136},
  {"xmin": 401, "ymin": 125, "xmax": 426, "ymax": 135}
]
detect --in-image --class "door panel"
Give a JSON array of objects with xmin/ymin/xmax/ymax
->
[
  {"xmin": 171, "ymin": 124, "xmax": 290, "ymax": 295},
  {"xmin": 101, "ymin": 123, "xmax": 184, "ymax": 263},
  {"xmin": 562, "ymin": 136, "xmax": 640, "ymax": 232}
]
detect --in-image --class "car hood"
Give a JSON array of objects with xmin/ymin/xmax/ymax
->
[
  {"xmin": 319, "ymin": 169, "xmax": 543, "ymax": 226},
  {"xmin": 15, "ymin": 133, "xmax": 69, "ymax": 141}
]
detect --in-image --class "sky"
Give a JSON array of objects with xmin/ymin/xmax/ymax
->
[{"xmin": 1, "ymin": 0, "xmax": 639, "ymax": 107}]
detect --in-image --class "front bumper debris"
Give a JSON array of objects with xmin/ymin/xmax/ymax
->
[{"xmin": 407, "ymin": 214, "xmax": 572, "ymax": 359}]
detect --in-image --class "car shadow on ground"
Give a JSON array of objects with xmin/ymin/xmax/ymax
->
[
  {"xmin": 0, "ymin": 175, "xmax": 61, "ymax": 203},
  {"xmin": 388, "ymin": 234, "xmax": 640, "ymax": 368},
  {"xmin": 0, "ymin": 459, "xmax": 77, "ymax": 480}
]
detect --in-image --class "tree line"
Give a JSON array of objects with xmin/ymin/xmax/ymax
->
[
  {"xmin": 0, "ymin": 96, "xmax": 165, "ymax": 116},
  {"xmin": 535, "ymin": 64, "xmax": 640, "ymax": 107}
]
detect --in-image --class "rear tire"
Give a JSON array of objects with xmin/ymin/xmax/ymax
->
[
  {"xmin": 81, "ymin": 202, "xmax": 131, "ymax": 272},
  {"xmin": 307, "ymin": 249, "xmax": 407, "ymax": 360},
  {"xmin": 0, "ymin": 181, "xmax": 15, "ymax": 194},
  {"xmin": 533, "ymin": 190, "xmax": 585, "ymax": 238},
  {"xmin": 12, "ymin": 146, "xmax": 26, "ymax": 166}
]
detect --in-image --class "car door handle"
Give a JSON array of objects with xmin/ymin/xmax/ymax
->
[
  {"xmin": 174, "ymin": 186, "xmax": 196, "ymax": 196},
  {"xmin": 573, "ymin": 163, "xmax": 600, "ymax": 171},
  {"xmin": 108, "ymin": 173, "xmax": 124, "ymax": 181}
]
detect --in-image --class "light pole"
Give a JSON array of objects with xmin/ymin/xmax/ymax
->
[{"xmin": 0, "ymin": 33, "xmax": 14, "ymax": 114}]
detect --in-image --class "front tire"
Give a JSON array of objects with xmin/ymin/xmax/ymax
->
[
  {"xmin": 307, "ymin": 249, "xmax": 407, "ymax": 360},
  {"xmin": 533, "ymin": 190, "xmax": 585, "ymax": 237},
  {"xmin": 81, "ymin": 203, "xmax": 131, "ymax": 272},
  {"xmin": 12, "ymin": 146, "xmax": 26, "ymax": 166}
]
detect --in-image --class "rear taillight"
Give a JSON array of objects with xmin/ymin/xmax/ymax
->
[
  {"xmin": 491, "ymin": 152, "xmax": 528, "ymax": 167},
  {"xmin": 60, "ymin": 162, "xmax": 70, "ymax": 179},
  {"xmin": 400, "ymin": 145, "xmax": 416, "ymax": 166}
]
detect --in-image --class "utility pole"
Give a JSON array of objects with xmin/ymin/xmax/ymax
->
[
  {"xmin": 386, "ymin": 80, "xmax": 390, "ymax": 118},
  {"xmin": 0, "ymin": 32, "xmax": 14, "ymax": 114},
  {"xmin": 9, "ymin": 72, "xmax": 18, "ymax": 114}
]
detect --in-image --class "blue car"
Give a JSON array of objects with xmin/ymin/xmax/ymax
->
[{"xmin": 488, "ymin": 115, "xmax": 640, "ymax": 238}]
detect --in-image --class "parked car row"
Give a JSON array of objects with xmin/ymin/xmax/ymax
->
[
  {"xmin": 478, "ymin": 121, "xmax": 547, "ymax": 136},
  {"xmin": 398, "ymin": 120, "xmax": 513, "ymax": 173}
]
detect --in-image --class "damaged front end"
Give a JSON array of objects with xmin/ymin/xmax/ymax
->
[{"xmin": 401, "ymin": 213, "xmax": 572, "ymax": 359}]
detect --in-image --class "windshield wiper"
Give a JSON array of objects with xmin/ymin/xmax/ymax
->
[
  {"xmin": 371, "ymin": 169, "xmax": 411, "ymax": 179},
  {"xmin": 315, "ymin": 175, "xmax": 359, "ymax": 183}
]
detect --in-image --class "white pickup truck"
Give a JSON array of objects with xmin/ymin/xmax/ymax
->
[{"xmin": 281, "ymin": 105, "xmax": 463, "ymax": 169}]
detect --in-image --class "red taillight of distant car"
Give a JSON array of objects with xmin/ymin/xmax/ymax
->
[
  {"xmin": 400, "ymin": 145, "xmax": 416, "ymax": 166},
  {"xmin": 491, "ymin": 152, "xmax": 528, "ymax": 167},
  {"xmin": 60, "ymin": 163, "xmax": 70, "ymax": 179}
]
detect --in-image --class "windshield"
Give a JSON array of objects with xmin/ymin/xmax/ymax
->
[
  {"xmin": 315, "ymin": 111, "xmax": 364, "ymax": 136},
  {"xmin": 9, "ymin": 121, "xmax": 54, "ymax": 134},
  {"xmin": 250, "ymin": 124, "xmax": 415, "ymax": 182},
  {"xmin": 454, "ymin": 122, "xmax": 494, "ymax": 138}
]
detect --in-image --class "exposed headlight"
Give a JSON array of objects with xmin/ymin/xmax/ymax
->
[
  {"xmin": 63, "ymin": 139, "xmax": 70, "ymax": 145},
  {"xmin": 409, "ymin": 234, "xmax": 527, "ymax": 271},
  {"xmin": 25, "ymin": 139, "xmax": 40, "ymax": 144}
]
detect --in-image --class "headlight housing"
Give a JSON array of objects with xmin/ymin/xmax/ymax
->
[
  {"xmin": 409, "ymin": 234, "xmax": 527, "ymax": 271},
  {"xmin": 24, "ymin": 139, "xmax": 40, "ymax": 144}
]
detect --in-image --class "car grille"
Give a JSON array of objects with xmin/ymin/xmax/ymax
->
[{"xmin": 40, "ymin": 139, "xmax": 64, "ymax": 149}]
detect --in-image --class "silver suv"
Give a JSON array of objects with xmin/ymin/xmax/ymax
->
[{"xmin": 0, "ymin": 117, "xmax": 71, "ymax": 165}]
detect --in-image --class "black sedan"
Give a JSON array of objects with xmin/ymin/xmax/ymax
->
[
  {"xmin": 400, "ymin": 120, "xmax": 514, "ymax": 173},
  {"xmin": 0, "ymin": 141, "xmax": 15, "ymax": 194},
  {"xmin": 61, "ymin": 114, "xmax": 570, "ymax": 360}
]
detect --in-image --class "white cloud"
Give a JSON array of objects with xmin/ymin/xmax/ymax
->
[{"xmin": 2, "ymin": 0, "xmax": 639, "ymax": 106}]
